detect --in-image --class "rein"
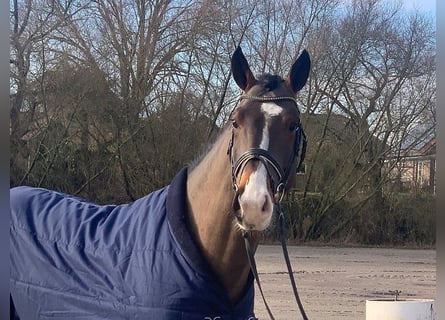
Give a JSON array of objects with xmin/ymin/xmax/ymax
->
[{"xmin": 228, "ymin": 94, "xmax": 309, "ymax": 320}]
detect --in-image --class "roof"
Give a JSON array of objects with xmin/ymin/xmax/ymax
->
[{"xmin": 418, "ymin": 137, "xmax": 436, "ymax": 155}]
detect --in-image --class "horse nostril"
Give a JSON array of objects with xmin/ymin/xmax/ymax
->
[{"xmin": 261, "ymin": 195, "xmax": 271, "ymax": 213}]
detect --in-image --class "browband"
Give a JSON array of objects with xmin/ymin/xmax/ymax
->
[{"xmin": 239, "ymin": 94, "xmax": 300, "ymax": 110}]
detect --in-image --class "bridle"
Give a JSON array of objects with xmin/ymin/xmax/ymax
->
[
  {"xmin": 227, "ymin": 94, "xmax": 309, "ymax": 320},
  {"xmin": 228, "ymin": 94, "xmax": 307, "ymax": 203}
]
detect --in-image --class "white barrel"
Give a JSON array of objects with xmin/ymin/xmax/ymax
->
[{"xmin": 366, "ymin": 299, "xmax": 435, "ymax": 320}]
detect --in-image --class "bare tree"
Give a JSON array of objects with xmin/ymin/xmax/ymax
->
[
  {"xmin": 10, "ymin": 0, "xmax": 86, "ymax": 187},
  {"xmin": 299, "ymin": 0, "xmax": 435, "ymax": 241}
]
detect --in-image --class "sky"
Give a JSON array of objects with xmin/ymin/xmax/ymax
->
[
  {"xmin": 401, "ymin": 0, "xmax": 436, "ymax": 11},
  {"xmin": 342, "ymin": 0, "xmax": 437, "ymax": 21},
  {"xmin": 397, "ymin": 0, "xmax": 436, "ymax": 17}
]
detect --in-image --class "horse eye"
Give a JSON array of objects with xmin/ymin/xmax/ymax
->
[
  {"xmin": 288, "ymin": 122, "xmax": 297, "ymax": 132},
  {"xmin": 232, "ymin": 119, "xmax": 239, "ymax": 128}
]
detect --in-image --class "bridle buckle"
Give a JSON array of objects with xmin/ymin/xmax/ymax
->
[{"xmin": 274, "ymin": 182, "xmax": 286, "ymax": 204}]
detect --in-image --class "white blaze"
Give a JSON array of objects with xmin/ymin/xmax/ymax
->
[
  {"xmin": 261, "ymin": 102, "xmax": 283, "ymax": 117},
  {"xmin": 259, "ymin": 102, "xmax": 282, "ymax": 149},
  {"xmin": 238, "ymin": 102, "xmax": 283, "ymax": 230}
]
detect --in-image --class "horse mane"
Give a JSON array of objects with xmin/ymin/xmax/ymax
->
[{"xmin": 187, "ymin": 124, "xmax": 229, "ymax": 171}]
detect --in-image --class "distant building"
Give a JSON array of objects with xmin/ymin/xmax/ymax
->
[{"xmin": 386, "ymin": 137, "xmax": 436, "ymax": 193}]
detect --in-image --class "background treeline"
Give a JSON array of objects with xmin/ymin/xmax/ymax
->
[{"xmin": 10, "ymin": 0, "xmax": 436, "ymax": 246}]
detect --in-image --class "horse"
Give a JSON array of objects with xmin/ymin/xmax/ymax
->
[{"xmin": 10, "ymin": 46, "xmax": 310, "ymax": 320}]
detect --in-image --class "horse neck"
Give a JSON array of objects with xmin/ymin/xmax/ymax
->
[{"xmin": 186, "ymin": 128, "xmax": 259, "ymax": 304}]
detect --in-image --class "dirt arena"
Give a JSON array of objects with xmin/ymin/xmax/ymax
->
[{"xmin": 253, "ymin": 245, "xmax": 436, "ymax": 319}]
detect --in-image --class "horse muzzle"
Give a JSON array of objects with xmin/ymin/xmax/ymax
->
[{"xmin": 232, "ymin": 162, "xmax": 275, "ymax": 231}]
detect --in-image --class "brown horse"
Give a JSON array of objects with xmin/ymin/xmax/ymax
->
[
  {"xmin": 187, "ymin": 46, "xmax": 310, "ymax": 304},
  {"xmin": 10, "ymin": 46, "xmax": 310, "ymax": 320}
]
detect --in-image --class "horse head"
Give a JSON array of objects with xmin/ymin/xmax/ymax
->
[{"xmin": 229, "ymin": 46, "xmax": 310, "ymax": 231}]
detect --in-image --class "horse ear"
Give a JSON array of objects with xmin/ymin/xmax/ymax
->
[
  {"xmin": 286, "ymin": 49, "xmax": 311, "ymax": 93},
  {"xmin": 231, "ymin": 46, "xmax": 256, "ymax": 91}
]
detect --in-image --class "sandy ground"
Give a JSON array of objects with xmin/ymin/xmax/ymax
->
[{"xmin": 252, "ymin": 245, "xmax": 436, "ymax": 320}]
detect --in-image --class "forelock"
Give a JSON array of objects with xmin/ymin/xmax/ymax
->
[{"xmin": 256, "ymin": 74, "xmax": 285, "ymax": 92}]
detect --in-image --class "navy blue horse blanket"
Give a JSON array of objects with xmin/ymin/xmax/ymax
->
[{"xmin": 10, "ymin": 168, "xmax": 256, "ymax": 319}]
